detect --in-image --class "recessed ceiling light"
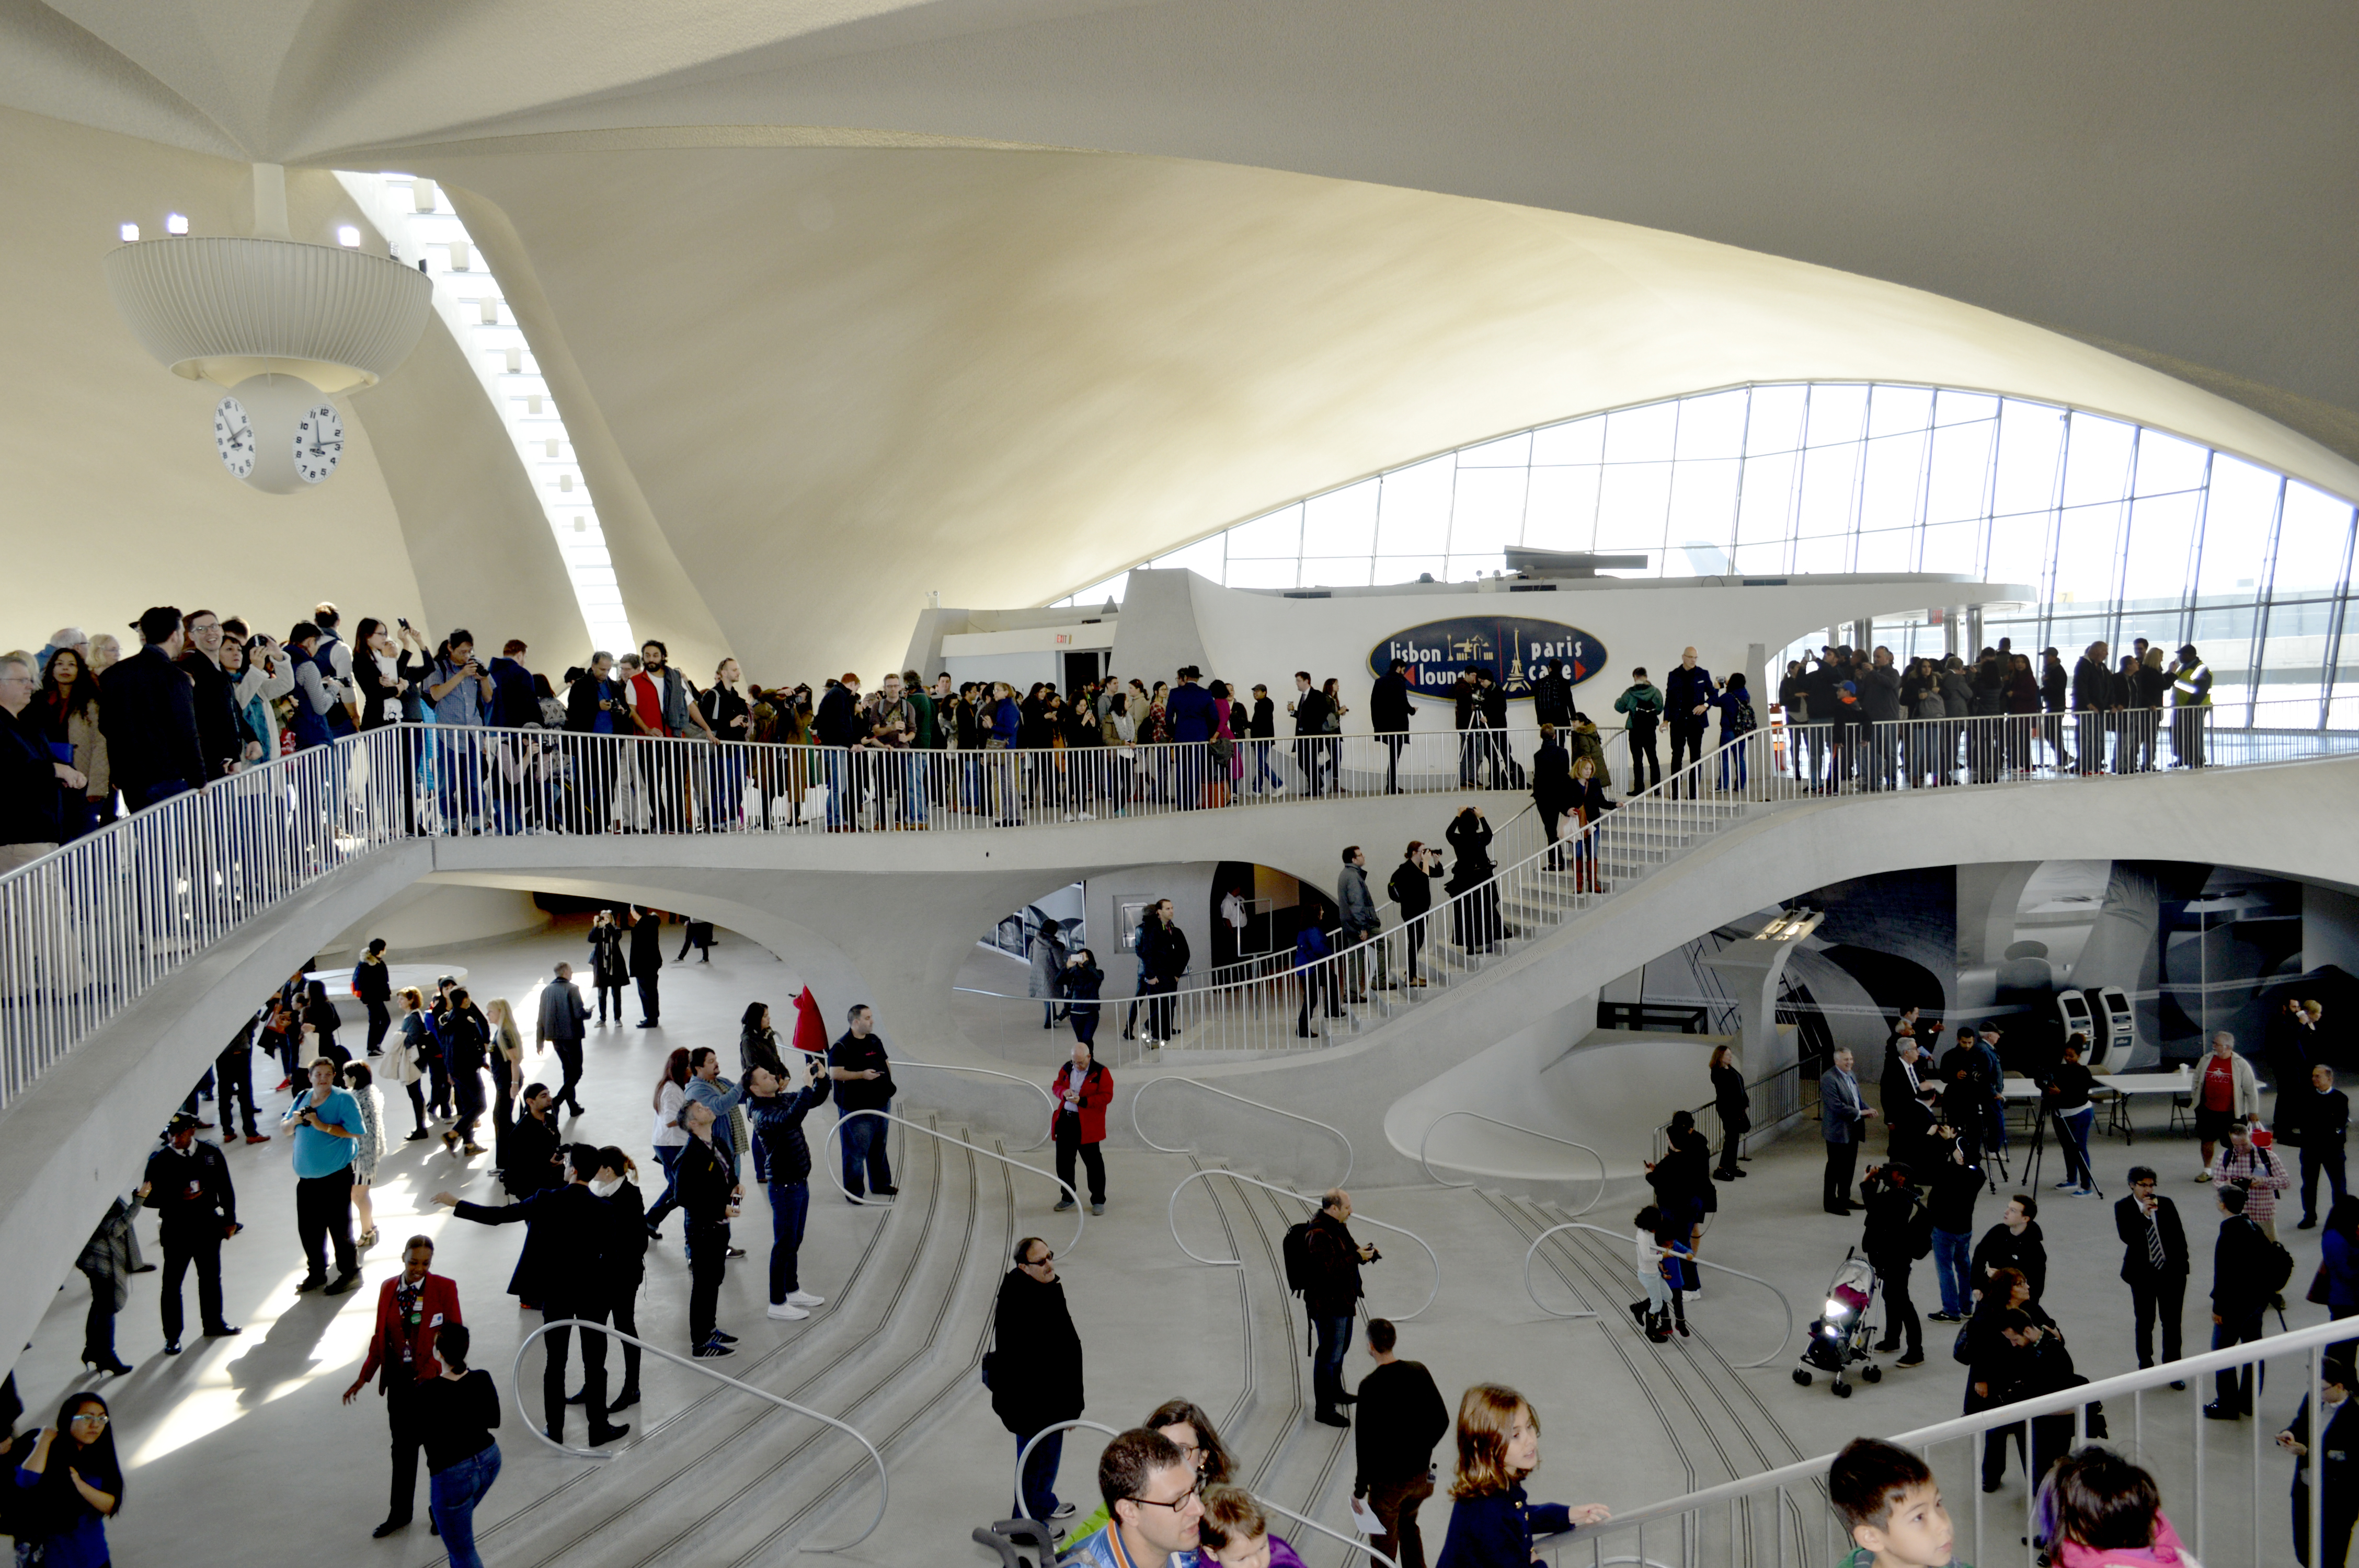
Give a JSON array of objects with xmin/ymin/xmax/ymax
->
[
  {"xmin": 165, "ymin": 212, "xmax": 189, "ymax": 235},
  {"xmin": 336, "ymin": 225, "xmax": 361, "ymax": 248},
  {"xmin": 119, "ymin": 222, "xmax": 139, "ymax": 242}
]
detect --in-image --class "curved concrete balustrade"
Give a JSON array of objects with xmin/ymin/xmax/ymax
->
[
  {"xmin": 1419, "ymin": 1111, "xmax": 1607, "ymax": 1214},
  {"xmin": 1167, "ymin": 1168, "xmax": 1442, "ymax": 1320},
  {"xmin": 1521, "ymin": 1220, "xmax": 1796, "ymax": 1368},
  {"xmin": 822, "ymin": 1110, "xmax": 1085, "ymax": 1253},
  {"xmin": 1, "ymin": 752, "xmax": 2352, "ymax": 1386}
]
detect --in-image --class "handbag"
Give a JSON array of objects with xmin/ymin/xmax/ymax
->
[{"xmin": 2308, "ymin": 1263, "xmax": 2332, "ymax": 1307}]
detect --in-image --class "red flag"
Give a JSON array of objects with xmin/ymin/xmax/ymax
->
[{"xmin": 792, "ymin": 986, "xmax": 828, "ymax": 1055}]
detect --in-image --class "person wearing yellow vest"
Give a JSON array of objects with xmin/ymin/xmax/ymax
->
[{"xmin": 2170, "ymin": 643, "xmax": 2211, "ymax": 768}]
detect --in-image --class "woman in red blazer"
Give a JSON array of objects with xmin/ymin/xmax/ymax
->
[
  {"xmin": 1049, "ymin": 1043, "xmax": 1113, "ymax": 1216},
  {"xmin": 342, "ymin": 1237, "xmax": 464, "ymax": 1540}
]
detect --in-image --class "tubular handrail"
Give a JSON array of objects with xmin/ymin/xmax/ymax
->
[
  {"xmin": 1416, "ymin": 1111, "xmax": 1607, "ymax": 1215},
  {"xmin": 1012, "ymin": 1418, "xmax": 1125, "ymax": 1525},
  {"xmin": 511, "ymin": 1318, "xmax": 889, "ymax": 1551},
  {"xmin": 820, "ymin": 1109, "xmax": 1084, "ymax": 1254},
  {"xmin": 1252, "ymin": 1493, "xmax": 1401, "ymax": 1568},
  {"xmin": 1520, "ymin": 1221, "xmax": 1794, "ymax": 1368},
  {"xmin": 890, "ymin": 1058, "xmax": 1057, "ymax": 1151},
  {"xmin": 1167, "ymin": 1168, "xmax": 1440, "ymax": 1319},
  {"xmin": 1558, "ymin": 1312, "xmax": 2357, "ymax": 1559},
  {"xmin": 1130, "ymin": 1076, "xmax": 1354, "ymax": 1184}
]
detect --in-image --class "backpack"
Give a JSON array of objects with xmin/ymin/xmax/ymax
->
[
  {"xmin": 2256, "ymin": 1233, "xmax": 2297, "ymax": 1297},
  {"xmin": 1726, "ymin": 697, "xmax": 1757, "ymax": 734},
  {"xmin": 1281, "ymin": 1220, "xmax": 1316, "ymax": 1296}
]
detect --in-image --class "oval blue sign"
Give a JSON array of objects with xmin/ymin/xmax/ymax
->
[{"xmin": 1369, "ymin": 617, "xmax": 1608, "ymax": 701}]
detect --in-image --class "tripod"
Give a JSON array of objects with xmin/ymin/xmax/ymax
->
[{"xmin": 2021, "ymin": 1093, "xmax": 2106, "ymax": 1198}]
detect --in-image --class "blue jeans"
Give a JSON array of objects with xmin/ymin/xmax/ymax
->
[
  {"xmin": 1311, "ymin": 1313, "xmax": 1354, "ymax": 1411},
  {"xmin": 645, "ymin": 1145, "xmax": 684, "ymax": 1234},
  {"xmin": 768, "ymin": 1180, "xmax": 810, "ymax": 1300},
  {"xmin": 1016, "ymin": 1427, "xmax": 1063, "ymax": 1519},
  {"xmin": 1932, "ymin": 1227, "xmax": 1974, "ymax": 1316},
  {"xmin": 434, "ymin": 729, "xmax": 483, "ymax": 833},
  {"xmin": 2057, "ymin": 1104, "xmax": 2095, "ymax": 1186},
  {"xmin": 430, "ymin": 1443, "xmax": 501, "ymax": 1568},
  {"xmin": 841, "ymin": 1111, "xmax": 892, "ymax": 1197}
]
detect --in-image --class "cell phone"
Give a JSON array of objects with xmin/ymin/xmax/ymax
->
[{"xmin": 397, "ymin": 617, "xmax": 411, "ymax": 630}]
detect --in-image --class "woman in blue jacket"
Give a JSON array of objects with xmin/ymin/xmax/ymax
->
[{"xmin": 1435, "ymin": 1385, "xmax": 1609, "ymax": 1567}]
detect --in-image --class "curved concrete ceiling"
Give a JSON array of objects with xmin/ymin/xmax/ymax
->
[
  {"xmin": 5, "ymin": 3, "xmax": 2356, "ymax": 676},
  {"xmin": 407, "ymin": 142, "xmax": 2359, "ymax": 676}
]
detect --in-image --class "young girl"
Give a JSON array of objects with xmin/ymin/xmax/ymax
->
[
  {"xmin": 2038, "ymin": 1446, "xmax": 2195, "ymax": 1566},
  {"xmin": 1435, "ymin": 1385, "xmax": 1610, "ymax": 1567},
  {"xmin": 342, "ymin": 1061, "xmax": 385, "ymax": 1248},
  {"xmin": 393, "ymin": 986, "xmax": 437, "ymax": 1134},
  {"xmin": 1628, "ymin": 1204, "xmax": 1691, "ymax": 1343},
  {"xmin": 1199, "ymin": 1484, "xmax": 1306, "ymax": 1567}
]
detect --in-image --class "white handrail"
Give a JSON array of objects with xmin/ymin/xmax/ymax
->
[
  {"xmin": 1416, "ymin": 1110, "xmax": 1607, "ymax": 1215},
  {"xmin": 1251, "ymin": 1492, "xmax": 1401, "ymax": 1568},
  {"xmin": 1130, "ymin": 1076, "xmax": 1354, "ymax": 1184},
  {"xmin": 1011, "ymin": 1418, "xmax": 1124, "ymax": 1526},
  {"xmin": 1520, "ymin": 1221, "xmax": 1794, "ymax": 1368},
  {"xmin": 511, "ymin": 1317, "xmax": 889, "ymax": 1551},
  {"xmin": 1560, "ymin": 1312, "xmax": 2357, "ymax": 1565},
  {"xmin": 1166, "ymin": 1168, "xmax": 1440, "ymax": 1320},
  {"xmin": 820, "ymin": 1109, "xmax": 1084, "ymax": 1254},
  {"xmin": 891, "ymin": 1058, "xmax": 1058, "ymax": 1151}
]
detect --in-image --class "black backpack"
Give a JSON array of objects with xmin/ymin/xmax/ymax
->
[
  {"xmin": 1281, "ymin": 1221, "xmax": 1316, "ymax": 1296},
  {"xmin": 2256, "ymin": 1233, "xmax": 2297, "ymax": 1297}
]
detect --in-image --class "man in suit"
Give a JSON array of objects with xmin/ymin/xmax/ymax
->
[
  {"xmin": 2071, "ymin": 640, "xmax": 2114, "ymax": 776},
  {"xmin": 1664, "ymin": 646, "xmax": 1715, "ymax": 795},
  {"xmin": 628, "ymin": 906, "xmax": 664, "ymax": 1027},
  {"xmin": 139, "ymin": 1112, "xmax": 241, "ymax": 1354},
  {"xmin": 98, "ymin": 605, "xmax": 209, "ymax": 811},
  {"xmin": 1370, "ymin": 658, "xmax": 1417, "ymax": 794},
  {"xmin": 1289, "ymin": 670, "xmax": 1333, "ymax": 797},
  {"xmin": 436, "ymin": 1145, "xmax": 630, "ymax": 1447},
  {"xmin": 2115, "ymin": 1166, "xmax": 2190, "ymax": 1382},
  {"xmin": 342, "ymin": 1237, "xmax": 463, "ymax": 1540},
  {"xmin": 535, "ymin": 961, "xmax": 592, "ymax": 1116},
  {"xmin": 1821, "ymin": 1048, "xmax": 1874, "ymax": 1214}
]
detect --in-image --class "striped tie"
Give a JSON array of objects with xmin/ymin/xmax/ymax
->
[{"xmin": 2147, "ymin": 1211, "xmax": 2167, "ymax": 1272}]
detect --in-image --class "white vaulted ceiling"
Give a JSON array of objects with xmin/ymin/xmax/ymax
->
[{"xmin": 2, "ymin": 1, "xmax": 2354, "ymax": 676}]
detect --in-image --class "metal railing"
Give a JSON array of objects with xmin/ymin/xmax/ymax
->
[
  {"xmin": 891, "ymin": 1058, "xmax": 1058, "ymax": 1151},
  {"xmin": 1131, "ymin": 1077, "xmax": 1355, "ymax": 1185},
  {"xmin": 1520, "ymin": 1221, "xmax": 1794, "ymax": 1369},
  {"xmin": 1012, "ymin": 1418, "xmax": 1123, "ymax": 1527},
  {"xmin": 1543, "ymin": 1313, "xmax": 2357, "ymax": 1568},
  {"xmin": 512, "ymin": 1318, "xmax": 888, "ymax": 1551},
  {"xmin": 1254, "ymin": 1492, "xmax": 1401, "ymax": 1568},
  {"xmin": 1652, "ymin": 1058, "xmax": 1817, "ymax": 1166},
  {"xmin": 1167, "ymin": 1168, "xmax": 1440, "ymax": 1320},
  {"xmin": 819, "ymin": 1109, "xmax": 1085, "ymax": 1253},
  {"xmin": 1417, "ymin": 1111, "xmax": 1608, "ymax": 1215}
]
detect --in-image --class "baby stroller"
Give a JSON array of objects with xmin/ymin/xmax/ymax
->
[{"xmin": 1793, "ymin": 1248, "xmax": 1883, "ymax": 1398}]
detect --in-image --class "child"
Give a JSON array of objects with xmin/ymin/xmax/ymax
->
[
  {"xmin": 1198, "ymin": 1484, "xmax": 1306, "ymax": 1567},
  {"xmin": 1433, "ymin": 1385, "xmax": 1610, "ymax": 1567},
  {"xmin": 2038, "ymin": 1447, "xmax": 2195, "ymax": 1567},
  {"xmin": 1627, "ymin": 1205, "xmax": 1691, "ymax": 1343},
  {"xmin": 1829, "ymin": 1437, "xmax": 1965, "ymax": 1568}
]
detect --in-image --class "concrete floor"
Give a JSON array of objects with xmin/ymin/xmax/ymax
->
[{"xmin": 14, "ymin": 919, "xmax": 2342, "ymax": 1567}]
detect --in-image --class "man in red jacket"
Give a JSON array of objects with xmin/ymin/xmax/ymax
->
[
  {"xmin": 342, "ymin": 1236, "xmax": 463, "ymax": 1541},
  {"xmin": 1049, "ymin": 1042, "xmax": 1113, "ymax": 1216}
]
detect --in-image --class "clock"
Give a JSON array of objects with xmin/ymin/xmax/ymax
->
[
  {"xmin": 213, "ymin": 394, "xmax": 256, "ymax": 480},
  {"xmin": 293, "ymin": 401, "xmax": 343, "ymax": 485}
]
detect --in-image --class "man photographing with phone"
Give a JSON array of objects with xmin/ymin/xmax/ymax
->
[{"xmin": 745, "ymin": 1055, "xmax": 831, "ymax": 1321}]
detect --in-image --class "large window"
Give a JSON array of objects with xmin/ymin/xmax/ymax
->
[{"xmin": 1054, "ymin": 383, "xmax": 2358, "ymax": 725}]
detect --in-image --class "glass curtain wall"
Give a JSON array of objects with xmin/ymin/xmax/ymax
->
[{"xmin": 1053, "ymin": 383, "xmax": 2358, "ymax": 727}]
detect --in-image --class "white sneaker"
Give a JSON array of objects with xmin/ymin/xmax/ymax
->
[
  {"xmin": 1270, "ymin": 783, "xmax": 1287, "ymax": 795},
  {"xmin": 765, "ymin": 1301, "xmax": 810, "ymax": 1321},
  {"xmin": 785, "ymin": 1290, "xmax": 826, "ymax": 1308}
]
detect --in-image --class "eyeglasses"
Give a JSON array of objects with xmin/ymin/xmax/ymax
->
[
  {"xmin": 1127, "ymin": 1484, "xmax": 1201, "ymax": 1513},
  {"xmin": 68, "ymin": 1412, "xmax": 108, "ymax": 1427},
  {"xmin": 1023, "ymin": 1252, "xmax": 1054, "ymax": 1269}
]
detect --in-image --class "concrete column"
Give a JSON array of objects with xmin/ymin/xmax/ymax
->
[{"xmin": 1701, "ymin": 909, "xmax": 1822, "ymax": 1128}]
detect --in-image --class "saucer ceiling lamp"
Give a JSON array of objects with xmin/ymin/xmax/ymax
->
[{"xmin": 102, "ymin": 164, "xmax": 431, "ymax": 493}]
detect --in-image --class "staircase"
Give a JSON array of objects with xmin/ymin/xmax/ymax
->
[{"xmin": 474, "ymin": 1112, "xmax": 1015, "ymax": 1565}]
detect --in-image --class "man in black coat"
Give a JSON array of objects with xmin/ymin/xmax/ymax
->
[
  {"xmin": 1972, "ymin": 1194, "xmax": 2047, "ymax": 1301},
  {"xmin": 436, "ymin": 1143, "xmax": 629, "ymax": 1446},
  {"xmin": 628, "ymin": 906, "xmax": 663, "ymax": 1027},
  {"xmin": 1387, "ymin": 843, "xmax": 1443, "ymax": 987},
  {"xmin": 1860, "ymin": 1163, "xmax": 1928, "ymax": 1365},
  {"xmin": 2114, "ymin": 1166, "xmax": 2190, "ymax": 1377},
  {"xmin": 140, "ymin": 1113, "xmax": 242, "ymax": 1352},
  {"xmin": 177, "ymin": 609, "xmax": 253, "ymax": 781},
  {"xmin": 1289, "ymin": 671, "xmax": 1333, "ymax": 797},
  {"xmin": 1475, "ymin": 670, "xmax": 1510, "ymax": 786},
  {"xmin": 2290, "ymin": 1063, "xmax": 2350, "ymax": 1230},
  {"xmin": 1530, "ymin": 658, "xmax": 1574, "ymax": 729},
  {"xmin": 1305, "ymin": 1189, "xmax": 1375, "ymax": 1426},
  {"xmin": 1370, "ymin": 659, "xmax": 1417, "ymax": 794},
  {"xmin": 99, "ymin": 606, "xmax": 209, "ymax": 811},
  {"xmin": 1857, "ymin": 647, "xmax": 1903, "ymax": 789},
  {"xmin": 2071, "ymin": 640, "xmax": 2113, "ymax": 776},
  {"xmin": 2206, "ymin": 1184, "xmax": 2276, "ymax": 1419},
  {"xmin": 1353, "ymin": 1317, "xmax": 1450, "ymax": 1568},
  {"xmin": 1663, "ymin": 647, "xmax": 1714, "ymax": 795},
  {"xmin": 535, "ymin": 961, "xmax": 591, "ymax": 1116},
  {"xmin": 992, "ymin": 1236, "xmax": 1085, "ymax": 1524},
  {"xmin": 505, "ymin": 1083, "xmax": 565, "ymax": 1197}
]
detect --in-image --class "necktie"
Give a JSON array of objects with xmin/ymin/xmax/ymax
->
[{"xmin": 2146, "ymin": 1209, "xmax": 2166, "ymax": 1272}]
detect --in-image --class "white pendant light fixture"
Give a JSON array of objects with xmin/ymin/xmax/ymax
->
[{"xmin": 101, "ymin": 164, "xmax": 431, "ymax": 494}]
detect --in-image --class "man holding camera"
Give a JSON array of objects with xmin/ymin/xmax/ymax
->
[
  {"xmin": 1387, "ymin": 841, "xmax": 1443, "ymax": 987},
  {"xmin": 746, "ymin": 1057, "xmax": 832, "ymax": 1320},
  {"xmin": 281, "ymin": 1056, "xmax": 364, "ymax": 1295},
  {"xmin": 828, "ymin": 1006, "xmax": 897, "ymax": 1200},
  {"xmin": 1303, "ymin": 1189, "xmax": 1379, "ymax": 1428},
  {"xmin": 425, "ymin": 630, "xmax": 494, "ymax": 833}
]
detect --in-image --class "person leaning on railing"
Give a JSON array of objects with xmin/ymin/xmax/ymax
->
[{"xmin": 0, "ymin": 649, "xmax": 87, "ymax": 872}]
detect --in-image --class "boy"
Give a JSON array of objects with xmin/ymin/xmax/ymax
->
[{"xmin": 1831, "ymin": 1437, "xmax": 1967, "ymax": 1568}]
